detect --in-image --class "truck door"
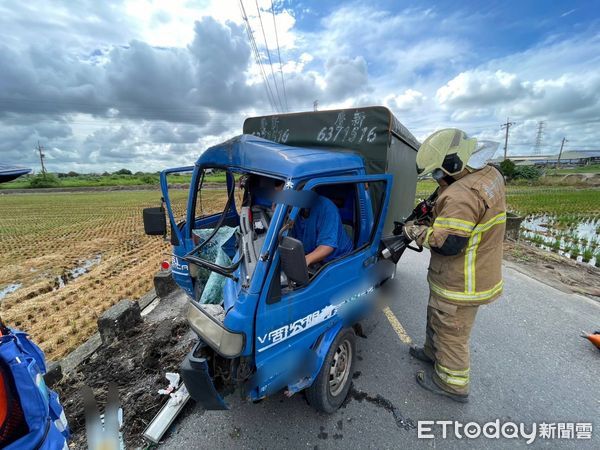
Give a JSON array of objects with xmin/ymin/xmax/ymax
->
[
  {"xmin": 157, "ymin": 166, "xmax": 194, "ymax": 248},
  {"xmin": 253, "ymin": 174, "xmax": 392, "ymax": 396},
  {"xmin": 160, "ymin": 167, "xmax": 238, "ymax": 296}
]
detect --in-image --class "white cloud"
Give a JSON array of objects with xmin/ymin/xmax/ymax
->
[
  {"xmin": 323, "ymin": 56, "xmax": 370, "ymax": 99},
  {"xmin": 510, "ymin": 74, "xmax": 600, "ymax": 118},
  {"xmin": 429, "ymin": 28, "xmax": 600, "ymax": 152},
  {"xmin": 450, "ymin": 108, "xmax": 490, "ymax": 121},
  {"xmin": 1, "ymin": 1, "xmax": 599, "ymax": 171},
  {"xmin": 436, "ymin": 68, "xmax": 600, "ymax": 124},
  {"xmin": 385, "ymin": 89, "xmax": 425, "ymax": 111},
  {"xmin": 436, "ymin": 70, "xmax": 526, "ymax": 107}
]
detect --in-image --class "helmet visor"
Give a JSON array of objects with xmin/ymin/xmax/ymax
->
[{"xmin": 467, "ymin": 140, "xmax": 500, "ymax": 170}]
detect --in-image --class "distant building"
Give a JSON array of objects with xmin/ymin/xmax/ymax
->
[
  {"xmin": 557, "ymin": 150, "xmax": 600, "ymax": 166},
  {"xmin": 493, "ymin": 150, "xmax": 600, "ymax": 167}
]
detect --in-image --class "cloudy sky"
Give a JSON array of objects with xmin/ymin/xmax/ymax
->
[{"xmin": 1, "ymin": 0, "xmax": 599, "ymax": 173}]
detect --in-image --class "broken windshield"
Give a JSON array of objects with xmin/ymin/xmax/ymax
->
[{"xmin": 184, "ymin": 170, "xmax": 286, "ymax": 291}]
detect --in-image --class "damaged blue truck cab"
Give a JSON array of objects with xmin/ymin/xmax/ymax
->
[{"xmin": 143, "ymin": 107, "xmax": 419, "ymax": 412}]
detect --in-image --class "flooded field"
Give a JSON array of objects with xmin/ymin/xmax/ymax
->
[
  {"xmin": 0, "ymin": 282, "xmax": 22, "ymax": 300},
  {"xmin": 416, "ymin": 184, "xmax": 600, "ymax": 266},
  {"xmin": 520, "ymin": 215, "xmax": 600, "ymax": 266}
]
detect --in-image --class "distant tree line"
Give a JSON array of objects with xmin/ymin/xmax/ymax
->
[
  {"xmin": 499, "ymin": 159, "xmax": 541, "ymax": 182},
  {"xmin": 17, "ymin": 168, "xmax": 224, "ymax": 189}
]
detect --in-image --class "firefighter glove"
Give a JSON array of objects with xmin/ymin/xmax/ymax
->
[{"xmin": 403, "ymin": 221, "xmax": 429, "ymax": 245}]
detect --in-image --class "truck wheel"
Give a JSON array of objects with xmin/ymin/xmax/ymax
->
[{"xmin": 306, "ymin": 328, "xmax": 356, "ymax": 413}]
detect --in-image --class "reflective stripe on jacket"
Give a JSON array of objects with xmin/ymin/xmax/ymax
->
[{"xmin": 424, "ymin": 165, "xmax": 506, "ymax": 305}]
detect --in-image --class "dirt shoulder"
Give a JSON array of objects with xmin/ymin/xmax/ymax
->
[
  {"xmin": 504, "ymin": 241, "xmax": 600, "ymax": 300},
  {"xmin": 54, "ymin": 290, "xmax": 194, "ymax": 449}
]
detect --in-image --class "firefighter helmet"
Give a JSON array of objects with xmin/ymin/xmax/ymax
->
[{"xmin": 416, "ymin": 129, "xmax": 477, "ymax": 177}]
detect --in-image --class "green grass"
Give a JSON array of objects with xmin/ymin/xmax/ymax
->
[
  {"xmin": 0, "ymin": 172, "xmax": 227, "ymax": 189},
  {"xmin": 548, "ymin": 164, "xmax": 600, "ymax": 174},
  {"xmin": 417, "ymin": 180, "xmax": 600, "ymax": 218},
  {"xmin": 4, "ymin": 174, "xmax": 599, "ymax": 220},
  {"xmin": 505, "ymin": 188, "xmax": 600, "ymax": 217},
  {"xmin": 567, "ymin": 244, "xmax": 580, "ymax": 258}
]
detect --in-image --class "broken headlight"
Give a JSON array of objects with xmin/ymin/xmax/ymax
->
[{"xmin": 187, "ymin": 302, "xmax": 244, "ymax": 358}]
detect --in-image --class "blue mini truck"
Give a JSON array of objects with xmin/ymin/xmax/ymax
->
[{"xmin": 143, "ymin": 107, "xmax": 420, "ymax": 412}]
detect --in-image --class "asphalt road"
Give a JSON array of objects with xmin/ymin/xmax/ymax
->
[{"xmin": 163, "ymin": 249, "xmax": 600, "ymax": 449}]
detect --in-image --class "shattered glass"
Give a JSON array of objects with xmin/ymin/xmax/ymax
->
[{"xmin": 192, "ymin": 226, "xmax": 237, "ymax": 304}]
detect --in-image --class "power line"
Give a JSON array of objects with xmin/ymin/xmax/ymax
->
[
  {"xmin": 240, "ymin": 0, "xmax": 277, "ymax": 112},
  {"xmin": 239, "ymin": 0, "xmax": 279, "ymax": 113},
  {"xmin": 254, "ymin": 0, "xmax": 284, "ymax": 112},
  {"xmin": 500, "ymin": 117, "xmax": 516, "ymax": 160},
  {"xmin": 270, "ymin": 0, "xmax": 288, "ymax": 112}
]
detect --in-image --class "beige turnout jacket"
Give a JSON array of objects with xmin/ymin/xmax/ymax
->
[{"xmin": 422, "ymin": 165, "xmax": 506, "ymax": 305}]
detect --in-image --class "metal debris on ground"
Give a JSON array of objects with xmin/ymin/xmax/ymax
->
[{"xmin": 143, "ymin": 384, "xmax": 191, "ymax": 444}]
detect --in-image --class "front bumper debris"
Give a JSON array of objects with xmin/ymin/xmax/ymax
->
[{"xmin": 180, "ymin": 340, "xmax": 228, "ymax": 410}]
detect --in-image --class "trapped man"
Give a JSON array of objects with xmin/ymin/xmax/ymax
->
[
  {"xmin": 293, "ymin": 193, "xmax": 353, "ymax": 266},
  {"xmin": 273, "ymin": 180, "xmax": 353, "ymax": 267}
]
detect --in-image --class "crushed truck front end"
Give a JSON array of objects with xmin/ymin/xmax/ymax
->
[{"xmin": 143, "ymin": 133, "xmax": 403, "ymax": 411}]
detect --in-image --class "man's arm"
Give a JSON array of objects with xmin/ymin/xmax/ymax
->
[
  {"xmin": 306, "ymin": 245, "xmax": 334, "ymax": 266},
  {"xmin": 306, "ymin": 197, "xmax": 346, "ymax": 265}
]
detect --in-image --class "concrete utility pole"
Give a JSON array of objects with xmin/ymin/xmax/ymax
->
[
  {"xmin": 313, "ymin": 100, "xmax": 319, "ymax": 111},
  {"xmin": 501, "ymin": 118, "xmax": 516, "ymax": 160},
  {"xmin": 36, "ymin": 141, "xmax": 47, "ymax": 175},
  {"xmin": 557, "ymin": 137, "xmax": 567, "ymax": 168}
]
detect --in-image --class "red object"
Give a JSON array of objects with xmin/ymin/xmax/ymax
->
[
  {"xmin": 582, "ymin": 331, "xmax": 600, "ymax": 350},
  {"xmin": 0, "ymin": 372, "xmax": 6, "ymax": 433},
  {"xmin": 161, "ymin": 260, "xmax": 170, "ymax": 271},
  {"xmin": 0, "ymin": 369, "xmax": 29, "ymax": 446},
  {"xmin": 586, "ymin": 334, "xmax": 600, "ymax": 349}
]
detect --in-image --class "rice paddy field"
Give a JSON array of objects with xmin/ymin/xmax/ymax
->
[
  {"xmin": 0, "ymin": 188, "xmax": 227, "ymax": 360},
  {"xmin": 0, "ymin": 183, "xmax": 598, "ymax": 360},
  {"xmin": 417, "ymin": 183, "xmax": 600, "ymax": 266}
]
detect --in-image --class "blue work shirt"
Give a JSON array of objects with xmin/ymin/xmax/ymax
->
[{"xmin": 293, "ymin": 195, "xmax": 353, "ymax": 263}]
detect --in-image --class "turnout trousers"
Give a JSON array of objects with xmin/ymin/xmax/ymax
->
[{"xmin": 423, "ymin": 294, "xmax": 479, "ymax": 395}]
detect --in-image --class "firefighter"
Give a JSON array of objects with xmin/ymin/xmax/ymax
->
[{"xmin": 403, "ymin": 129, "xmax": 506, "ymax": 403}]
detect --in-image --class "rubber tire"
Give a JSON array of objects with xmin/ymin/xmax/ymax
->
[{"xmin": 306, "ymin": 327, "xmax": 356, "ymax": 413}]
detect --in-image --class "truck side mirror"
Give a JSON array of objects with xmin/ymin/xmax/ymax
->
[
  {"xmin": 279, "ymin": 236, "xmax": 309, "ymax": 287},
  {"xmin": 143, "ymin": 206, "xmax": 167, "ymax": 236}
]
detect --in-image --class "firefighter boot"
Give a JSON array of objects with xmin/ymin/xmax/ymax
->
[
  {"xmin": 416, "ymin": 369, "xmax": 469, "ymax": 403},
  {"xmin": 409, "ymin": 346, "xmax": 434, "ymax": 364}
]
